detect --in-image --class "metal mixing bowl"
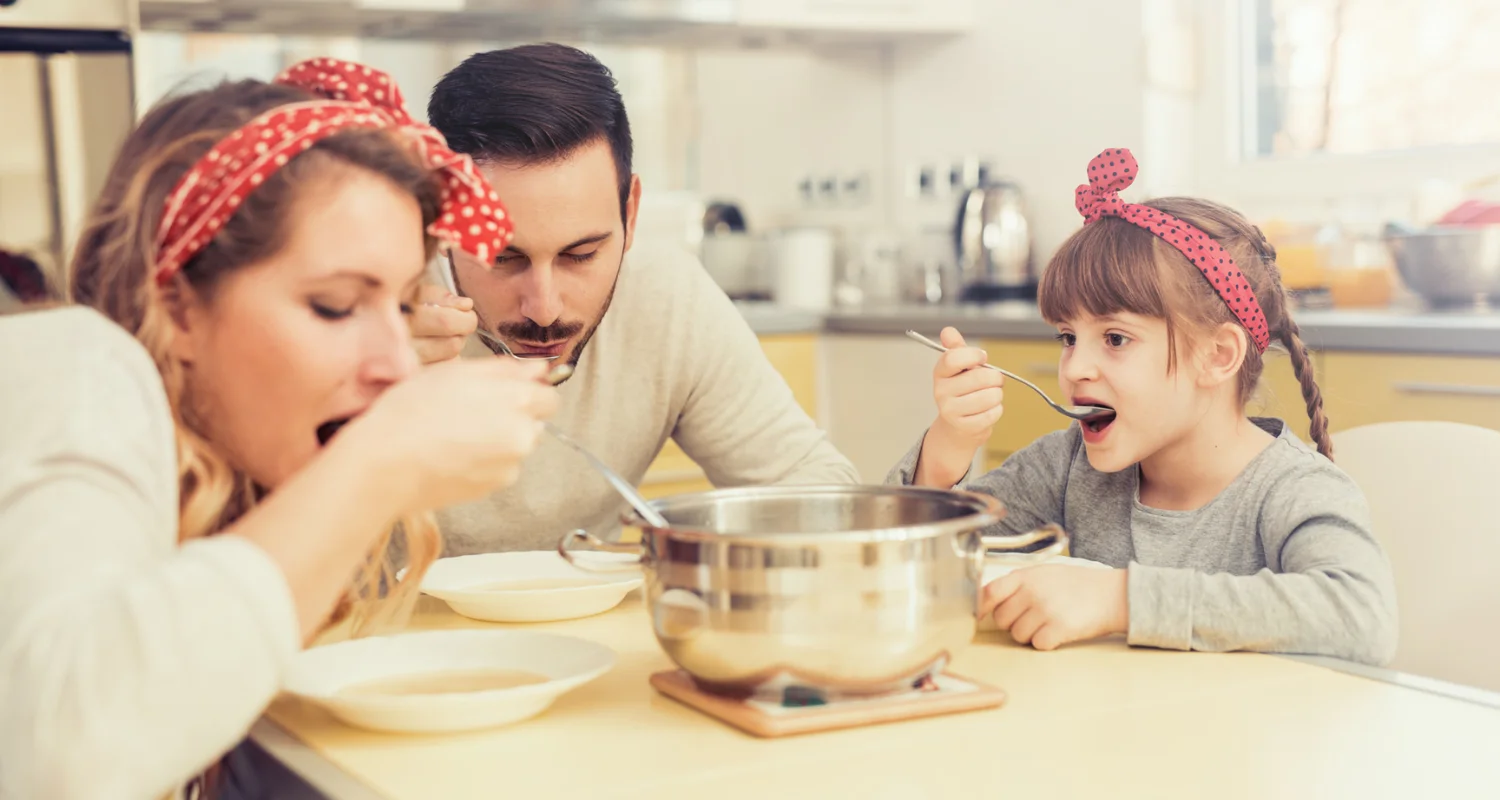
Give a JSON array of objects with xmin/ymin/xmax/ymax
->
[
  {"xmin": 559, "ymin": 485, "xmax": 1066, "ymax": 696},
  {"xmin": 1384, "ymin": 224, "xmax": 1500, "ymax": 307}
]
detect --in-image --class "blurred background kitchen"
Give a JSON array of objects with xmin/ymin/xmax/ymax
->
[{"xmin": 5, "ymin": 0, "xmax": 1500, "ymax": 485}]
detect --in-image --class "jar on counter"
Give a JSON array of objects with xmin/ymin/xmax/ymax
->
[
  {"xmin": 1324, "ymin": 230, "xmax": 1396, "ymax": 309},
  {"xmin": 1261, "ymin": 220, "xmax": 1331, "ymax": 309}
]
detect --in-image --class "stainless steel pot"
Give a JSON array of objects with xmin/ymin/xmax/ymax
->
[
  {"xmin": 558, "ymin": 485, "xmax": 1066, "ymax": 696},
  {"xmin": 1384, "ymin": 223, "xmax": 1500, "ymax": 307}
]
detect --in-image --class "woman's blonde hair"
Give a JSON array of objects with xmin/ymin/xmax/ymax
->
[
  {"xmin": 68, "ymin": 79, "xmax": 445, "ymax": 793},
  {"xmin": 71, "ymin": 78, "xmax": 443, "ymax": 624},
  {"xmin": 1038, "ymin": 196, "xmax": 1332, "ymax": 459}
]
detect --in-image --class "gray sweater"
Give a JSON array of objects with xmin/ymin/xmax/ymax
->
[{"xmin": 889, "ymin": 419, "xmax": 1398, "ymax": 665}]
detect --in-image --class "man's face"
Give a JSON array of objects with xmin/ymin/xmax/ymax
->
[{"xmin": 450, "ymin": 138, "xmax": 640, "ymax": 367}]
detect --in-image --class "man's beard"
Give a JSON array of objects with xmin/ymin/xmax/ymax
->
[{"xmin": 460, "ymin": 260, "xmax": 620, "ymax": 374}]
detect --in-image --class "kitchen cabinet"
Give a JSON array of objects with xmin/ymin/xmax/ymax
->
[
  {"xmin": 736, "ymin": 0, "xmax": 973, "ymax": 33},
  {"xmin": 645, "ymin": 328, "xmax": 1500, "ymax": 497},
  {"xmin": 979, "ymin": 337, "xmax": 1070, "ymax": 470},
  {"xmin": 1249, "ymin": 347, "xmax": 1328, "ymax": 442},
  {"xmin": 1321, "ymin": 352, "xmax": 1500, "ymax": 434},
  {"xmin": 640, "ymin": 333, "xmax": 822, "ymax": 499},
  {"xmin": 823, "ymin": 333, "xmax": 941, "ymax": 483}
]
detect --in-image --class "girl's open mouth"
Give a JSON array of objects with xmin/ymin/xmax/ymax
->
[{"xmin": 1080, "ymin": 405, "xmax": 1117, "ymax": 438}]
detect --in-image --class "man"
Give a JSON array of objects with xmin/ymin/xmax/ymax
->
[{"xmin": 412, "ymin": 43, "xmax": 857, "ymax": 555}]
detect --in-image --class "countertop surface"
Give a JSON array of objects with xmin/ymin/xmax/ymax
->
[{"xmin": 741, "ymin": 301, "xmax": 1500, "ymax": 356}]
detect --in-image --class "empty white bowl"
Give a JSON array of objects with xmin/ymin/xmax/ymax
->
[
  {"xmin": 283, "ymin": 629, "xmax": 616, "ymax": 733},
  {"xmin": 419, "ymin": 550, "xmax": 643, "ymax": 623}
]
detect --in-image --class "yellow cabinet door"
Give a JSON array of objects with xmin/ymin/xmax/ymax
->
[
  {"xmin": 979, "ymin": 338, "xmax": 1072, "ymax": 466},
  {"xmin": 1248, "ymin": 347, "xmax": 1327, "ymax": 443},
  {"xmin": 642, "ymin": 333, "xmax": 820, "ymax": 489},
  {"xmin": 1322, "ymin": 352, "xmax": 1500, "ymax": 433}
]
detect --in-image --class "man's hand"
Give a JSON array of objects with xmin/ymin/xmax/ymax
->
[{"xmin": 409, "ymin": 283, "xmax": 478, "ymax": 365}]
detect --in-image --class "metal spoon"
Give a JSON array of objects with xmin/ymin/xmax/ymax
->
[
  {"xmin": 904, "ymin": 330, "xmax": 1112, "ymax": 421},
  {"xmin": 539, "ymin": 364, "xmax": 664, "ymax": 525},
  {"xmin": 544, "ymin": 422, "xmax": 670, "ymax": 528},
  {"xmin": 439, "ymin": 250, "xmax": 559, "ymax": 361}
]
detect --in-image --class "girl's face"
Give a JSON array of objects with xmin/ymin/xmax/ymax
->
[{"xmin": 1056, "ymin": 312, "xmax": 1213, "ymax": 473}]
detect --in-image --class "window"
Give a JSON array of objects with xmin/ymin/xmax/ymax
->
[{"xmin": 1245, "ymin": 0, "xmax": 1500, "ymax": 159}]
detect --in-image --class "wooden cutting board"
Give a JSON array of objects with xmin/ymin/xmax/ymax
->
[{"xmin": 649, "ymin": 669, "xmax": 1006, "ymax": 737}]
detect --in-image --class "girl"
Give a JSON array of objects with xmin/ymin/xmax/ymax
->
[
  {"xmin": 892, "ymin": 148, "xmax": 1396, "ymax": 666},
  {"xmin": 0, "ymin": 59, "xmax": 558, "ymax": 798}
]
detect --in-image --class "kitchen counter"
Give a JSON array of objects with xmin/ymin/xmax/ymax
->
[
  {"xmin": 254, "ymin": 596, "xmax": 1500, "ymax": 800},
  {"xmin": 740, "ymin": 301, "xmax": 1500, "ymax": 357}
]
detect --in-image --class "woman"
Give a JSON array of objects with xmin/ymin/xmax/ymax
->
[{"xmin": 0, "ymin": 59, "xmax": 557, "ymax": 799}]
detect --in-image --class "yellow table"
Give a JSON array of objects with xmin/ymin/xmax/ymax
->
[{"xmin": 260, "ymin": 596, "xmax": 1500, "ymax": 799}]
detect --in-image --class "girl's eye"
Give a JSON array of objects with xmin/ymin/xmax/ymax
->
[
  {"xmin": 399, "ymin": 303, "xmax": 414, "ymax": 316},
  {"xmin": 1106, "ymin": 333, "xmax": 1131, "ymax": 347},
  {"xmin": 1054, "ymin": 332, "xmax": 1077, "ymax": 347},
  {"xmin": 311, "ymin": 303, "xmax": 352, "ymax": 321}
]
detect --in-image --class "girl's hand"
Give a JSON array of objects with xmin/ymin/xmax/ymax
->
[
  {"xmin": 979, "ymin": 565, "xmax": 1129, "ymax": 651},
  {"xmin": 914, "ymin": 326, "xmax": 1004, "ymax": 488}
]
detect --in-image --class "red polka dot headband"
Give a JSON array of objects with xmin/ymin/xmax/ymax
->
[
  {"xmin": 1074, "ymin": 148, "xmax": 1270, "ymax": 352},
  {"xmin": 153, "ymin": 57, "xmax": 513, "ymax": 285}
]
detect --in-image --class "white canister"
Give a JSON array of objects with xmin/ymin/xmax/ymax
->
[{"xmin": 769, "ymin": 227, "xmax": 836, "ymax": 310}]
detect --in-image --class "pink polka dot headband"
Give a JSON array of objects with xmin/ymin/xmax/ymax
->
[
  {"xmin": 1074, "ymin": 148, "xmax": 1270, "ymax": 352},
  {"xmin": 153, "ymin": 57, "xmax": 513, "ymax": 286}
]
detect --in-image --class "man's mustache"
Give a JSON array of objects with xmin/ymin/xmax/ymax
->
[{"xmin": 496, "ymin": 320, "xmax": 585, "ymax": 344}]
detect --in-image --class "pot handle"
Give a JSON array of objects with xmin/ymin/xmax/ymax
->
[
  {"xmin": 557, "ymin": 529, "xmax": 647, "ymax": 573},
  {"xmin": 979, "ymin": 523, "xmax": 1069, "ymax": 562}
]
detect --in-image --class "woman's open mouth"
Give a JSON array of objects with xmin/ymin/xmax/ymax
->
[{"xmin": 316, "ymin": 417, "xmax": 354, "ymax": 447}]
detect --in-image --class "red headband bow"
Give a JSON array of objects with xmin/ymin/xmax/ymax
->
[
  {"xmin": 1074, "ymin": 148, "xmax": 1270, "ymax": 352},
  {"xmin": 153, "ymin": 58, "xmax": 512, "ymax": 285}
]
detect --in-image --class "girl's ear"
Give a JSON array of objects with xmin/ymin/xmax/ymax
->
[{"xmin": 1197, "ymin": 321, "xmax": 1248, "ymax": 389}]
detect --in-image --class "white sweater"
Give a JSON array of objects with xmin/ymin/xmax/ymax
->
[{"xmin": 0, "ymin": 307, "xmax": 301, "ymax": 799}]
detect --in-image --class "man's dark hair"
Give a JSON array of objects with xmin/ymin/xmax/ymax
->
[{"xmin": 428, "ymin": 43, "xmax": 633, "ymax": 217}]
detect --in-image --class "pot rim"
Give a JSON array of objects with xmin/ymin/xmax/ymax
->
[{"xmin": 618, "ymin": 484, "xmax": 1005, "ymax": 546}]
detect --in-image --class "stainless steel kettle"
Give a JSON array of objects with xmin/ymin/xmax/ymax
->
[{"xmin": 954, "ymin": 179, "xmax": 1035, "ymax": 302}]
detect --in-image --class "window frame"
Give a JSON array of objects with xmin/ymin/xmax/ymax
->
[{"xmin": 1192, "ymin": 0, "xmax": 1500, "ymax": 212}]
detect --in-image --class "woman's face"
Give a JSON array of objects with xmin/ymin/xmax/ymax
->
[{"xmin": 173, "ymin": 163, "xmax": 426, "ymax": 489}]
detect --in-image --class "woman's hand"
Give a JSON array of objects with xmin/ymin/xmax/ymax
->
[{"xmin": 335, "ymin": 357, "xmax": 559, "ymax": 517}]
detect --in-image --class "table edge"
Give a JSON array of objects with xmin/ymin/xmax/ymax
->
[
  {"xmin": 249, "ymin": 654, "xmax": 1500, "ymax": 799},
  {"xmin": 1282, "ymin": 655, "xmax": 1500, "ymax": 710},
  {"xmin": 249, "ymin": 717, "xmax": 387, "ymax": 800}
]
